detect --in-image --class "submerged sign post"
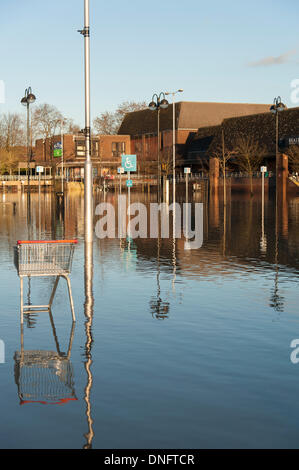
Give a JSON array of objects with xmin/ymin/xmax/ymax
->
[
  {"xmin": 122, "ymin": 155, "xmax": 137, "ymax": 231},
  {"xmin": 121, "ymin": 154, "xmax": 137, "ymax": 191},
  {"xmin": 117, "ymin": 167, "xmax": 125, "ymax": 193},
  {"xmin": 184, "ymin": 167, "xmax": 191, "ymax": 204},
  {"xmin": 260, "ymin": 166, "xmax": 267, "ymax": 214},
  {"xmin": 122, "ymin": 155, "xmax": 137, "ymax": 173}
]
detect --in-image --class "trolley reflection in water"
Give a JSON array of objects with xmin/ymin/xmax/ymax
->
[{"xmin": 14, "ymin": 311, "xmax": 77, "ymax": 406}]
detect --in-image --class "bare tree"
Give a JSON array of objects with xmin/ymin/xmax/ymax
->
[
  {"xmin": 0, "ymin": 113, "xmax": 24, "ymax": 150},
  {"xmin": 160, "ymin": 147, "xmax": 172, "ymax": 177},
  {"xmin": 64, "ymin": 118, "xmax": 81, "ymax": 134},
  {"xmin": 32, "ymin": 103, "xmax": 64, "ymax": 141},
  {"xmin": 211, "ymin": 129, "xmax": 234, "ymax": 205},
  {"xmin": 286, "ymin": 146, "xmax": 299, "ymax": 174},
  {"xmin": 233, "ymin": 135, "xmax": 266, "ymax": 196},
  {"xmin": 93, "ymin": 100, "xmax": 147, "ymax": 135},
  {"xmin": 114, "ymin": 100, "xmax": 147, "ymax": 131},
  {"xmin": 93, "ymin": 111, "xmax": 116, "ymax": 135},
  {"xmin": 0, "ymin": 148, "xmax": 18, "ymax": 174},
  {"xmin": 32, "ymin": 104, "xmax": 66, "ymax": 180}
]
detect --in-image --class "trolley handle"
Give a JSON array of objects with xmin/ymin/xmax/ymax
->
[{"xmin": 17, "ymin": 240, "xmax": 78, "ymax": 245}]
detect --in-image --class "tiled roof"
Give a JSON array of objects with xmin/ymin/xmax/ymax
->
[{"xmin": 118, "ymin": 101, "xmax": 271, "ymax": 135}]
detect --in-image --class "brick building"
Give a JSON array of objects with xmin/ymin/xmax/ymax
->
[
  {"xmin": 118, "ymin": 101, "xmax": 270, "ymax": 172},
  {"xmin": 34, "ymin": 133, "xmax": 131, "ymax": 178}
]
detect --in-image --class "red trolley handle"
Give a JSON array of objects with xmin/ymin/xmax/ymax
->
[{"xmin": 17, "ymin": 240, "xmax": 78, "ymax": 245}]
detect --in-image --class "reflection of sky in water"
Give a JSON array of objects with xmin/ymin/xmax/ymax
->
[{"xmin": 0, "ymin": 191, "xmax": 299, "ymax": 448}]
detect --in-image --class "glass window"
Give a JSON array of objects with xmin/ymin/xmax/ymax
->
[{"xmin": 112, "ymin": 142, "xmax": 126, "ymax": 157}]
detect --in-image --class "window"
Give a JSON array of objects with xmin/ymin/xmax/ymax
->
[
  {"xmin": 76, "ymin": 140, "xmax": 85, "ymax": 157},
  {"xmin": 112, "ymin": 142, "xmax": 126, "ymax": 157},
  {"xmin": 76, "ymin": 139, "xmax": 99, "ymax": 157}
]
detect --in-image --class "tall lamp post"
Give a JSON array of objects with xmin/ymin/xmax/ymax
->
[
  {"xmin": 270, "ymin": 96, "xmax": 286, "ymax": 307},
  {"xmin": 270, "ymin": 96, "xmax": 286, "ymax": 169},
  {"xmin": 148, "ymin": 92, "xmax": 169, "ymax": 199},
  {"xmin": 165, "ymin": 89, "xmax": 183, "ymax": 204},
  {"xmin": 21, "ymin": 87, "xmax": 36, "ymax": 187},
  {"xmin": 78, "ymin": 0, "xmax": 93, "ymax": 244}
]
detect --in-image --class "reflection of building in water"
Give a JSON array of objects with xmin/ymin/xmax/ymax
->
[
  {"xmin": 2, "ymin": 191, "xmax": 299, "ymax": 292},
  {"xmin": 14, "ymin": 313, "xmax": 76, "ymax": 405}
]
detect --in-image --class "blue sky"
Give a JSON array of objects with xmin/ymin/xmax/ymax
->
[{"xmin": 1, "ymin": 0, "xmax": 299, "ymax": 126}]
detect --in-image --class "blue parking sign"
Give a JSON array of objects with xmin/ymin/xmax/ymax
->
[
  {"xmin": 122, "ymin": 155, "xmax": 137, "ymax": 172},
  {"xmin": 126, "ymin": 179, "xmax": 133, "ymax": 188}
]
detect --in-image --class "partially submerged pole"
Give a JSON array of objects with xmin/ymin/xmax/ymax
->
[
  {"xmin": 80, "ymin": 1, "xmax": 94, "ymax": 448},
  {"xmin": 79, "ymin": 0, "xmax": 93, "ymax": 244}
]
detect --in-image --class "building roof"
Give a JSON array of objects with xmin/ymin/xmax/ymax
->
[
  {"xmin": 187, "ymin": 106, "xmax": 299, "ymax": 158},
  {"xmin": 118, "ymin": 101, "xmax": 271, "ymax": 136}
]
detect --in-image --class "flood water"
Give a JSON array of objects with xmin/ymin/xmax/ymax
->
[{"xmin": 0, "ymin": 188, "xmax": 299, "ymax": 449}]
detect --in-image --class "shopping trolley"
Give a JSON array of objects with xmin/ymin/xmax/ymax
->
[
  {"xmin": 14, "ymin": 314, "xmax": 77, "ymax": 405},
  {"xmin": 14, "ymin": 240, "xmax": 77, "ymax": 323}
]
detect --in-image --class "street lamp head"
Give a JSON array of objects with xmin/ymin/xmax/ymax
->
[
  {"xmin": 160, "ymin": 98, "xmax": 169, "ymax": 109},
  {"xmin": 27, "ymin": 92, "xmax": 36, "ymax": 104},
  {"xmin": 21, "ymin": 87, "xmax": 36, "ymax": 106},
  {"xmin": 270, "ymin": 96, "xmax": 286, "ymax": 112},
  {"xmin": 270, "ymin": 105, "xmax": 276, "ymax": 114},
  {"xmin": 271, "ymin": 96, "xmax": 286, "ymax": 114},
  {"xmin": 148, "ymin": 101, "xmax": 157, "ymax": 111},
  {"xmin": 277, "ymin": 102, "xmax": 286, "ymax": 112},
  {"xmin": 178, "ymin": 89, "xmax": 183, "ymax": 93}
]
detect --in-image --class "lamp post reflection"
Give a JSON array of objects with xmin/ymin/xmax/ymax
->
[
  {"xmin": 149, "ymin": 227, "xmax": 170, "ymax": 320},
  {"xmin": 269, "ymin": 197, "xmax": 284, "ymax": 313},
  {"xmin": 83, "ymin": 240, "xmax": 95, "ymax": 449},
  {"xmin": 172, "ymin": 192, "xmax": 177, "ymax": 293}
]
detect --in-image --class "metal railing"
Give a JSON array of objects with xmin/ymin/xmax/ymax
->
[
  {"xmin": 0, "ymin": 171, "xmax": 275, "ymax": 183},
  {"xmin": 0, "ymin": 175, "xmax": 52, "ymax": 181}
]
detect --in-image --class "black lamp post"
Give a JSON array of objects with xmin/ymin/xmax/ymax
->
[
  {"xmin": 21, "ymin": 87, "xmax": 36, "ymax": 187},
  {"xmin": 270, "ymin": 96, "xmax": 286, "ymax": 310},
  {"xmin": 270, "ymin": 96, "xmax": 286, "ymax": 168},
  {"xmin": 148, "ymin": 92, "xmax": 169, "ymax": 197}
]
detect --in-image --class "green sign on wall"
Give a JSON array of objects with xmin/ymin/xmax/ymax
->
[
  {"xmin": 53, "ymin": 149, "xmax": 62, "ymax": 157},
  {"xmin": 54, "ymin": 142, "xmax": 62, "ymax": 158}
]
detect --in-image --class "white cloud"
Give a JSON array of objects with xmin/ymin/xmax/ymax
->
[{"xmin": 248, "ymin": 49, "xmax": 297, "ymax": 67}]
